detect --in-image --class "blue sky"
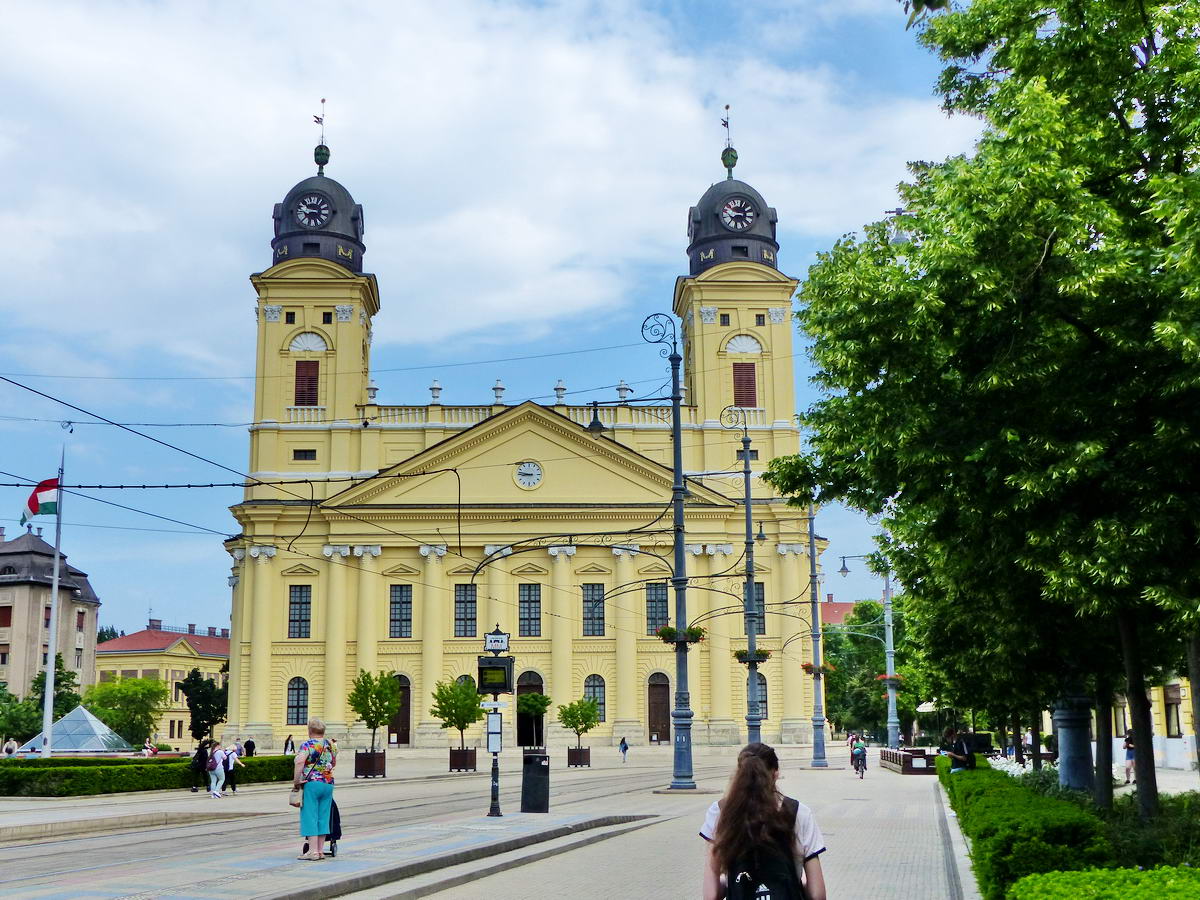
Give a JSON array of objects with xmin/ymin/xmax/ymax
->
[{"xmin": 0, "ymin": 0, "xmax": 980, "ymax": 633}]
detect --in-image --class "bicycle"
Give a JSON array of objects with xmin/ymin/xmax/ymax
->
[{"xmin": 852, "ymin": 749, "xmax": 866, "ymax": 779}]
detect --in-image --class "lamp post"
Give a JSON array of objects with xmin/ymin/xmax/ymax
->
[
  {"xmin": 807, "ymin": 502, "xmax": 828, "ymax": 767},
  {"xmin": 642, "ymin": 313, "xmax": 695, "ymax": 790},
  {"xmin": 720, "ymin": 405, "xmax": 765, "ymax": 744},
  {"xmin": 838, "ymin": 554, "xmax": 900, "ymax": 749}
]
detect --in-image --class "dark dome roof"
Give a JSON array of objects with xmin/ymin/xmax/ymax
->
[
  {"xmin": 270, "ymin": 166, "xmax": 365, "ymax": 273},
  {"xmin": 686, "ymin": 175, "xmax": 778, "ymax": 276}
]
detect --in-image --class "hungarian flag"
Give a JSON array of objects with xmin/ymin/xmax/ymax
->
[{"xmin": 20, "ymin": 478, "xmax": 59, "ymax": 526}]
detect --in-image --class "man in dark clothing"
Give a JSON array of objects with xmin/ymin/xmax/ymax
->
[
  {"xmin": 243, "ymin": 737, "xmax": 256, "ymax": 758},
  {"xmin": 189, "ymin": 739, "xmax": 210, "ymax": 792}
]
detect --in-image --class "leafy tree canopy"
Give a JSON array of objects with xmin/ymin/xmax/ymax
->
[
  {"xmin": 556, "ymin": 698, "xmax": 600, "ymax": 748},
  {"xmin": 429, "ymin": 679, "xmax": 484, "ymax": 749},
  {"xmin": 82, "ymin": 676, "xmax": 170, "ymax": 746},
  {"xmin": 177, "ymin": 668, "xmax": 227, "ymax": 742},
  {"xmin": 348, "ymin": 670, "xmax": 402, "ymax": 753},
  {"xmin": 30, "ymin": 654, "xmax": 81, "ymax": 721}
]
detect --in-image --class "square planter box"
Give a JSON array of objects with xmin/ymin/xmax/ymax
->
[
  {"xmin": 354, "ymin": 750, "xmax": 386, "ymax": 778},
  {"xmin": 566, "ymin": 747, "xmax": 591, "ymax": 768},
  {"xmin": 449, "ymin": 748, "xmax": 477, "ymax": 772}
]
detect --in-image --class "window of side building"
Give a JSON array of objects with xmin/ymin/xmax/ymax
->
[
  {"xmin": 582, "ymin": 584, "xmax": 605, "ymax": 636},
  {"xmin": 1165, "ymin": 684, "xmax": 1183, "ymax": 738},
  {"xmin": 518, "ymin": 584, "xmax": 541, "ymax": 637},
  {"xmin": 454, "ymin": 584, "xmax": 477, "ymax": 637},
  {"xmin": 389, "ymin": 585, "xmax": 412, "ymax": 638},
  {"xmin": 288, "ymin": 585, "xmax": 312, "ymax": 638},
  {"xmin": 645, "ymin": 583, "xmax": 668, "ymax": 634},
  {"xmin": 744, "ymin": 582, "xmax": 766, "ymax": 636}
]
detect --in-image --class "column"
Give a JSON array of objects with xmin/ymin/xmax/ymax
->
[
  {"xmin": 685, "ymin": 545, "xmax": 709, "ymax": 744},
  {"xmin": 612, "ymin": 545, "xmax": 640, "ymax": 742},
  {"xmin": 354, "ymin": 545, "xmax": 382, "ymax": 676},
  {"xmin": 246, "ymin": 545, "xmax": 275, "ymax": 729},
  {"xmin": 548, "ymin": 546, "xmax": 576, "ymax": 729},
  {"xmin": 323, "ymin": 544, "xmax": 351, "ymax": 729},
  {"xmin": 706, "ymin": 544, "xmax": 737, "ymax": 744},
  {"xmin": 416, "ymin": 544, "xmax": 447, "ymax": 745},
  {"xmin": 224, "ymin": 551, "xmax": 244, "ymax": 735},
  {"xmin": 484, "ymin": 545, "xmax": 512, "ymax": 633},
  {"xmin": 778, "ymin": 544, "xmax": 807, "ymax": 744}
]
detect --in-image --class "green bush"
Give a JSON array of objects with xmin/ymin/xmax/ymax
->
[
  {"xmin": 0, "ymin": 755, "xmax": 293, "ymax": 796},
  {"xmin": 1008, "ymin": 865, "xmax": 1200, "ymax": 899},
  {"xmin": 0, "ymin": 756, "xmax": 184, "ymax": 767},
  {"xmin": 1101, "ymin": 791, "xmax": 1200, "ymax": 869},
  {"xmin": 937, "ymin": 756, "xmax": 1111, "ymax": 899}
]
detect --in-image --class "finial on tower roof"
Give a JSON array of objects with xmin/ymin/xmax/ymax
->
[
  {"xmin": 720, "ymin": 104, "xmax": 737, "ymax": 179},
  {"xmin": 313, "ymin": 98, "xmax": 329, "ymax": 175}
]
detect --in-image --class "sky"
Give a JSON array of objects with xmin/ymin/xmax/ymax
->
[{"xmin": 0, "ymin": 0, "xmax": 981, "ymax": 634}]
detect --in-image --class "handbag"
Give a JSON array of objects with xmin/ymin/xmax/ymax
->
[{"xmin": 289, "ymin": 760, "xmax": 315, "ymax": 808}]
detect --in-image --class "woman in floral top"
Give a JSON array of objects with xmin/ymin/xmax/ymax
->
[{"xmin": 293, "ymin": 717, "xmax": 337, "ymax": 860}]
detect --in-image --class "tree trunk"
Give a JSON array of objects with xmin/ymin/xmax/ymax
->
[
  {"xmin": 1093, "ymin": 677, "xmax": 1114, "ymax": 809},
  {"xmin": 1116, "ymin": 608, "xmax": 1159, "ymax": 819},
  {"xmin": 1031, "ymin": 707, "xmax": 1042, "ymax": 771},
  {"xmin": 1188, "ymin": 631, "xmax": 1200, "ymax": 787},
  {"xmin": 1012, "ymin": 712, "xmax": 1024, "ymax": 765}
]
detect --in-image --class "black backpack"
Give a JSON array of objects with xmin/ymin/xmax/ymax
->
[{"xmin": 726, "ymin": 797, "xmax": 807, "ymax": 900}]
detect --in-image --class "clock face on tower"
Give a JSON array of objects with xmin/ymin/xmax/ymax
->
[
  {"xmin": 294, "ymin": 193, "xmax": 333, "ymax": 228},
  {"xmin": 514, "ymin": 461, "xmax": 543, "ymax": 489},
  {"xmin": 720, "ymin": 197, "xmax": 756, "ymax": 231}
]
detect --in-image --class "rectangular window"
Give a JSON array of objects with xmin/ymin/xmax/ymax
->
[
  {"xmin": 755, "ymin": 313, "xmax": 766, "ymax": 326},
  {"xmin": 168, "ymin": 720, "xmax": 175, "ymax": 739},
  {"xmin": 736, "ymin": 449, "xmax": 759, "ymax": 461},
  {"xmin": 0, "ymin": 647, "xmax": 8, "ymax": 666},
  {"xmin": 389, "ymin": 584, "xmax": 412, "ymax": 638},
  {"xmin": 582, "ymin": 583, "xmax": 605, "ymax": 636},
  {"xmin": 285, "ymin": 311, "xmax": 296, "ymax": 324},
  {"xmin": 1165, "ymin": 685, "xmax": 1183, "ymax": 738},
  {"xmin": 100, "ymin": 670, "xmax": 114, "ymax": 682},
  {"xmin": 44, "ymin": 607, "xmax": 52, "ymax": 628},
  {"xmin": 1113, "ymin": 701, "xmax": 1128, "ymax": 736},
  {"xmin": 732, "ymin": 362, "xmax": 757, "ymax": 407},
  {"xmin": 76, "ymin": 610, "xmax": 85, "ymax": 631},
  {"xmin": 294, "ymin": 360, "xmax": 319, "ymax": 406},
  {"xmin": 719, "ymin": 313, "xmax": 731, "ymax": 326},
  {"xmin": 0, "ymin": 606, "xmax": 10, "ymax": 627},
  {"xmin": 293, "ymin": 448, "xmax": 317, "ymax": 461},
  {"xmin": 74, "ymin": 649, "xmax": 83, "ymax": 668},
  {"xmin": 454, "ymin": 584, "xmax": 477, "ymax": 637},
  {"xmin": 518, "ymin": 584, "xmax": 542, "ymax": 637},
  {"xmin": 322, "ymin": 311, "xmax": 333, "ymax": 324},
  {"xmin": 120, "ymin": 668, "xmax": 138, "ymax": 680},
  {"xmin": 744, "ymin": 582, "xmax": 766, "ymax": 635},
  {"xmin": 732, "ymin": 246, "xmax": 749, "ymax": 257},
  {"xmin": 288, "ymin": 585, "xmax": 312, "ymax": 638},
  {"xmin": 646, "ymin": 583, "xmax": 669, "ymax": 634}
]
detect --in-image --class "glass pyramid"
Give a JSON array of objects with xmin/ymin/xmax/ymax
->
[{"xmin": 18, "ymin": 705, "xmax": 134, "ymax": 753}]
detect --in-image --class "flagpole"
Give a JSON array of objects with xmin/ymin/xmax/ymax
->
[{"xmin": 40, "ymin": 447, "xmax": 65, "ymax": 758}]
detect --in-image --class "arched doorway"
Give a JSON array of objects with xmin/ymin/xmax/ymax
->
[
  {"xmin": 516, "ymin": 671, "xmax": 545, "ymax": 747},
  {"xmin": 647, "ymin": 673, "xmax": 670, "ymax": 743},
  {"xmin": 388, "ymin": 674, "xmax": 411, "ymax": 745}
]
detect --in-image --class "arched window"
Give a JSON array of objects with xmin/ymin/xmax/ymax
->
[
  {"xmin": 289, "ymin": 331, "xmax": 328, "ymax": 352},
  {"xmin": 583, "ymin": 674, "xmax": 606, "ymax": 722},
  {"xmin": 748, "ymin": 672, "xmax": 768, "ymax": 720},
  {"xmin": 725, "ymin": 334, "xmax": 762, "ymax": 354},
  {"xmin": 0, "ymin": 566, "xmax": 15, "ymax": 575},
  {"xmin": 456, "ymin": 674, "xmax": 477, "ymax": 691},
  {"xmin": 286, "ymin": 677, "xmax": 309, "ymax": 725}
]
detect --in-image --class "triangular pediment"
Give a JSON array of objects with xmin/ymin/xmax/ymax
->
[
  {"xmin": 326, "ymin": 402, "xmax": 735, "ymax": 509},
  {"xmin": 638, "ymin": 563, "xmax": 672, "ymax": 576},
  {"xmin": 383, "ymin": 563, "xmax": 420, "ymax": 576},
  {"xmin": 172, "ymin": 639, "xmax": 203, "ymax": 657},
  {"xmin": 511, "ymin": 563, "xmax": 549, "ymax": 576},
  {"xmin": 281, "ymin": 563, "xmax": 320, "ymax": 576},
  {"xmin": 448, "ymin": 565, "xmax": 476, "ymax": 575},
  {"xmin": 575, "ymin": 563, "xmax": 611, "ymax": 575}
]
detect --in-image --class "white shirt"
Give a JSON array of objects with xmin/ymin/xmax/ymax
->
[
  {"xmin": 211, "ymin": 748, "xmax": 227, "ymax": 769},
  {"xmin": 224, "ymin": 747, "xmax": 239, "ymax": 770},
  {"xmin": 700, "ymin": 796, "xmax": 826, "ymax": 862}
]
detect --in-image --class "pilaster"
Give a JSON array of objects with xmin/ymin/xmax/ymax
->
[
  {"xmin": 547, "ymin": 546, "xmax": 576, "ymax": 742},
  {"xmin": 323, "ymin": 544, "xmax": 351, "ymax": 730},
  {"xmin": 354, "ymin": 545, "xmax": 382, "ymax": 676},
  {"xmin": 703, "ymin": 544, "xmax": 739, "ymax": 745},
  {"xmin": 245, "ymin": 545, "xmax": 275, "ymax": 731},
  {"xmin": 225, "ymin": 551, "xmax": 245, "ymax": 735},
  {"xmin": 415, "ymin": 544, "xmax": 448, "ymax": 746},
  {"xmin": 778, "ymin": 543, "xmax": 807, "ymax": 744},
  {"xmin": 611, "ymin": 545, "xmax": 640, "ymax": 743},
  {"xmin": 484, "ymin": 545, "xmax": 512, "ymax": 634}
]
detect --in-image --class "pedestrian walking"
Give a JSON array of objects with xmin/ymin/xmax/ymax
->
[
  {"xmin": 1123, "ymin": 730, "xmax": 1136, "ymax": 784},
  {"xmin": 294, "ymin": 718, "xmax": 337, "ymax": 861},
  {"xmin": 224, "ymin": 742, "xmax": 246, "ymax": 793},
  {"xmin": 208, "ymin": 740, "xmax": 227, "ymax": 798},
  {"xmin": 618, "ymin": 736, "xmax": 628, "ymax": 763},
  {"xmin": 244, "ymin": 737, "xmax": 256, "ymax": 758},
  {"xmin": 3, "ymin": 736, "xmax": 18, "ymax": 757},
  {"xmin": 701, "ymin": 742, "xmax": 827, "ymax": 900},
  {"xmin": 283, "ymin": 734, "xmax": 296, "ymax": 755},
  {"xmin": 189, "ymin": 739, "xmax": 210, "ymax": 792}
]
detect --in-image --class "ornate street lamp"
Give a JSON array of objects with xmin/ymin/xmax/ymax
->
[{"xmin": 839, "ymin": 554, "xmax": 900, "ymax": 749}]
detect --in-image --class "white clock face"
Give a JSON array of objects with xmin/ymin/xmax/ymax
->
[
  {"xmin": 514, "ymin": 461, "xmax": 543, "ymax": 488},
  {"xmin": 720, "ymin": 197, "xmax": 756, "ymax": 231},
  {"xmin": 295, "ymin": 193, "xmax": 332, "ymax": 228}
]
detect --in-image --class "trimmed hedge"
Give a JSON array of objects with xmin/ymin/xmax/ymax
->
[
  {"xmin": 937, "ymin": 756, "xmax": 1112, "ymax": 899},
  {"xmin": 1008, "ymin": 865, "xmax": 1200, "ymax": 898},
  {"xmin": 0, "ymin": 756, "xmax": 185, "ymax": 767},
  {"xmin": 0, "ymin": 755, "xmax": 293, "ymax": 796}
]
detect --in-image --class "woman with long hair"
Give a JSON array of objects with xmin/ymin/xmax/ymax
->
[{"xmin": 701, "ymin": 743, "xmax": 826, "ymax": 900}]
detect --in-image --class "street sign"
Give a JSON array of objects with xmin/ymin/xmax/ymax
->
[
  {"xmin": 477, "ymin": 655, "xmax": 514, "ymax": 694},
  {"xmin": 481, "ymin": 701, "xmax": 508, "ymax": 709},
  {"xmin": 484, "ymin": 630, "xmax": 510, "ymax": 652}
]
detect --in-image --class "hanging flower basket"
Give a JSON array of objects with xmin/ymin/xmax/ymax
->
[
  {"xmin": 734, "ymin": 648, "xmax": 771, "ymax": 663},
  {"xmin": 875, "ymin": 673, "xmax": 903, "ymax": 681},
  {"xmin": 801, "ymin": 661, "xmax": 835, "ymax": 675},
  {"xmin": 656, "ymin": 625, "xmax": 706, "ymax": 644}
]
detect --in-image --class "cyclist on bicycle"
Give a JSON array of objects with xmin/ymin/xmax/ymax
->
[{"xmin": 851, "ymin": 736, "xmax": 868, "ymax": 777}]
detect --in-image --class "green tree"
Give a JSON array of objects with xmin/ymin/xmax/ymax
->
[
  {"xmin": 766, "ymin": 0, "xmax": 1200, "ymax": 819},
  {"xmin": 516, "ymin": 692, "xmax": 553, "ymax": 747},
  {"xmin": 82, "ymin": 676, "xmax": 170, "ymax": 746},
  {"xmin": 30, "ymin": 654, "xmax": 81, "ymax": 720},
  {"xmin": 96, "ymin": 625, "xmax": 122, "ymax": 644},
  {"xmin": 556, "ymin": 698, "xmax": 600, "ymax": 749},
  {"xmin": 177, "ymin": 668, "xmax": 227, "ymax": 741},
  {"xmin": 429, "ymin": 679, "xmax": 485, "ymax": 749},
  {"xmin": 348, "ymin": 670, "xmax": 402, "ymax": 753},
  {"xmin": 0, "ymin": 682, "xmax": 41, "ymax": 744}
]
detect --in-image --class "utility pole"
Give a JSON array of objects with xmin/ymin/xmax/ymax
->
[{"xmin": 807, "ymin": 501, "xmax": 827, "ymax": 767}]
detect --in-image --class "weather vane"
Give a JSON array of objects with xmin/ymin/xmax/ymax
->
[
  {"xmin": 720, "ymin": 104, "xmax": 738, "ymax": 179},
  {"xmin": 314, "ymin": 98, "xmax": 326, "ymax": 145},
  {"xmin": 721, "ymin": 104, "xmax": 732, "ymax": 148},
  {"xmin": 313, "ymin": 98, "xmax": 330, "ymax": 175}
]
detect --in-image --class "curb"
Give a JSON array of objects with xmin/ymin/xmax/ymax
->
[
  {"xmin": 0, "ymin": 809, "xmax": 269, "ymax": 845},
  {"xmin": 249, "ymin": 814, "xmax": 653, "ymax": 900}
]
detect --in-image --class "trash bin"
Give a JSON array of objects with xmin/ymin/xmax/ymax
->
[{"xmin": 521, "ymin": 751, "xmax": 550, "ymax": 813}]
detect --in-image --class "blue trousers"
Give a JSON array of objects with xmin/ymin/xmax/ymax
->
[{"xmin": 299, "ymin": 780, "xmax": 334, "ymax": 837}]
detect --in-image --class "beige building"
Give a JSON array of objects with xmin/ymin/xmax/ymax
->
[
  {"xmin": 224, "ymin": 144, "xmax": 828, "ymax": 749},
  {"xmin": 0, "ymin": 527, "xmax": 100, "ymax": 699},
  {"xmin": 95, "ymin": 619, "xmax": 229, "ymax": 748}
]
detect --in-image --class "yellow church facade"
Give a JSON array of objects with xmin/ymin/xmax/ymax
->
[{"xmin": 224, "ymin": 146, "xmax": 826, "ymax": 749}]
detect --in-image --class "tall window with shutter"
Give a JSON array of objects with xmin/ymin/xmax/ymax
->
[
  {"xmin": 732, "ymin": 362, "xmax": 757, "ymax": 407},
  {"xmin": 294, "ymin": 360, "xmax": 319, "ymax": 406}
]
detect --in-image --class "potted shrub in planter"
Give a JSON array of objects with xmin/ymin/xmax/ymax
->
[
  {"xmin": 348, "ymin": 669, "xmax": 402, "ymax": 778},
  {"xmin": 430, "ymin": 679, "xmax": 485, "ymax": 771},
  {"xmin": 556, "ymin": 697, "xmax": 600, "ymax": 767},
  {"xmin": 516, "ymin": 692, "xmax": 553, "ymax": 747},
  {"xmin": 655, "ymin": 625, "xmax": 706, "ymax": 644},
  {"xmin": 734, "ymin": 648, "xmax": 772, "ymax": 664}
]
